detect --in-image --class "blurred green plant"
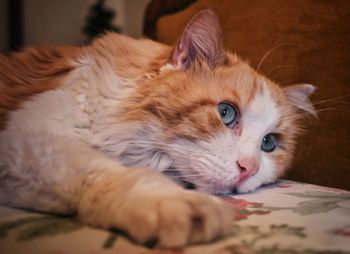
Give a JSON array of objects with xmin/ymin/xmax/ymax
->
[{"xmin": 83, "ymin": 0, "xmax": 120, "ymax": 42}]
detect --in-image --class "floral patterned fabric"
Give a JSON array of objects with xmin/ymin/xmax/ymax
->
[{"xmin": 0, "ymin": 180, "xmax": 349, "ymax": 254}]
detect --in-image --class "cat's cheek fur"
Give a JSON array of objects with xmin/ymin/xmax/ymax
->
[{"xmin": 168, "ymin": 131, "xmax": 241, "ymax": 194}]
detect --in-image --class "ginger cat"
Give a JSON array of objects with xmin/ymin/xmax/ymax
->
[{"xmin": 0, "ymin": 10, "xmax": 315, "ymax": 247}]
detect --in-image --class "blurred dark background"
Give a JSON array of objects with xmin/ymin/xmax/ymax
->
[{"xmin": 0, "ymin": 0, "xmax": 150, "ymax": 52}]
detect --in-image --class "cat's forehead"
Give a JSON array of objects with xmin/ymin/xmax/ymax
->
[
  {"xmin": 199, "ymin": 62, "xmax": 284, "ymax": 110},
  {"xmin": 137, "ymin": 60, "xmax": 288, "ymax": 141}
]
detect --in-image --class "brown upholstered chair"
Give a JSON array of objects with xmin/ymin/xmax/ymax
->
[{"xmin": 143, "ymin": 0, "xmax": 350, "ymax": 190}]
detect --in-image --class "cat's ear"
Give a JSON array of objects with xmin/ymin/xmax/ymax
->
[
  {"xmin": 283, "ymin": 84, "xmax": 317, "ymax": 116},
  {"xmin": 170, "ymin": 9, "xmax": 225, "ymax": 70}
]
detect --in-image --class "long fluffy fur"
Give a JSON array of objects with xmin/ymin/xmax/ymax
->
[{"xmin": 0, "ymin": 10, "xmax": 315, "ymax": 248}]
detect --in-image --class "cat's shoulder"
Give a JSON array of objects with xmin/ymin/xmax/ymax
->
[
  {"xmin": 92, "ymin": 32, "xmax": 169, "ymax": 55},
  {"xmin": 89, "ymin": 32, "xmax": 171, "ymax": 74},
  {"xmin": 0, "ymin": 33, "xmax": 170, "ymax": 130},
  {"xmin": 0, "ymin": 46, "xmax": 78, "ymax": 130}
]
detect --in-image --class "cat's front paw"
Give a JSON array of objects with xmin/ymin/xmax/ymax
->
[
  {"xmin": 117, "ymin": 190, "xmax": 234, "ymax": 248},
  {"xmin": 77, "ymin": 170, "xmax": 234, "ymax": 248}
]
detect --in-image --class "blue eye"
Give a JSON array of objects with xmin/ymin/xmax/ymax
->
[
  {"xmin": 261, "ymin": 133, "xmax": 278, "ymax": 152},
  {"xmin": 218, "ymin": 102, "xmax": 237, "ymax": 127}
]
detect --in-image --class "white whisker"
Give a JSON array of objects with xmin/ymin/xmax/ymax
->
[{"xmin": 257, "ymin": 39, "xmax": 295, "ymax": 73}]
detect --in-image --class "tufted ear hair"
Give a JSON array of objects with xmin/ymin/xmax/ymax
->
[
  {"xmin": 170, "ymin": 9, "xmax": 225, "ymax": 70},
  {"xmin": 284, "ymin": 84, "xmax": 317, "ymax": 116}
]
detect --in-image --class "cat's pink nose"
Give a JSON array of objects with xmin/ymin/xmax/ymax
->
[{"xmin": 236, "ymin": 158, "xmax": 259, "ymax": 183}]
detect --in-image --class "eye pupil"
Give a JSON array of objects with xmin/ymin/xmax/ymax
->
[
  {"xmin": 218, "ymin": 102, "xmax": 237, "ymax": 127},
  {"xmin": 261, "ymin": 133, "xmax": 278, "ymax": 152}
]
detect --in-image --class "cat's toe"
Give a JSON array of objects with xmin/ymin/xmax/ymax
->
[
  {"xmin": 156, "ymin": 192, "xmax": 234, "ymax": 248},
  {"xmin": 157, "ymin": 198, "xmax": 193, "ymax": 247},
  {"xmin": 186, "ymin": 193, "xmax": 234, "ymax": 245},
  {"xmin": 102, "ymin": 188, "xmax": 234, "ymax": 248}
]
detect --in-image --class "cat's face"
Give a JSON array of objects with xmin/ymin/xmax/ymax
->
[{"xmin": 122, "ymin": 10, "xmax": 315, "ymax": 194}]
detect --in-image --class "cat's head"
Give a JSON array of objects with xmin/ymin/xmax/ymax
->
[{"xmin": 121, "ymin": 10, "xmax": 316, "ymax": 194}]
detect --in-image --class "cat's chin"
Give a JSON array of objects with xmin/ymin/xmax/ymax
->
[
  {"xmin": 164, "ymin": 169, "xmax": 263, "ymax": 195},
  {"xmin": 235, "ymin": 180, "xmax": 263, "ymax": 194},
  {"xmin": 194, "ymin": 184, "xmax": 236, "ymax": 196},
  {"xmin": 174, "ymin": 178, "xmax": 264, "ymax": 195},
  {"xmin": 197, "ymin": 181, "xmax": 262, "ymax": 195}
]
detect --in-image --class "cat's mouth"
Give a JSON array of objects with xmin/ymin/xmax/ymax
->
[
  {"xmin": 163, "ymin": 168, "xmax": 238, "ymax": 195},
  {"xmin": 163, "ymin": 169, "xmax": 197, "ymax": 190},
  {"xmin": 180, "ymin": 180, "xmax": 197, "ymax": 190}
]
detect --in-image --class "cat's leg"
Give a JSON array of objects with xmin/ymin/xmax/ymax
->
[
  {"xmin": 77, "ymin": 164, "xmax": 233, "ymax": 247},
  {"xmin": 0, "ymin": 130, "xmax": 233, "ymax": 247}
]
